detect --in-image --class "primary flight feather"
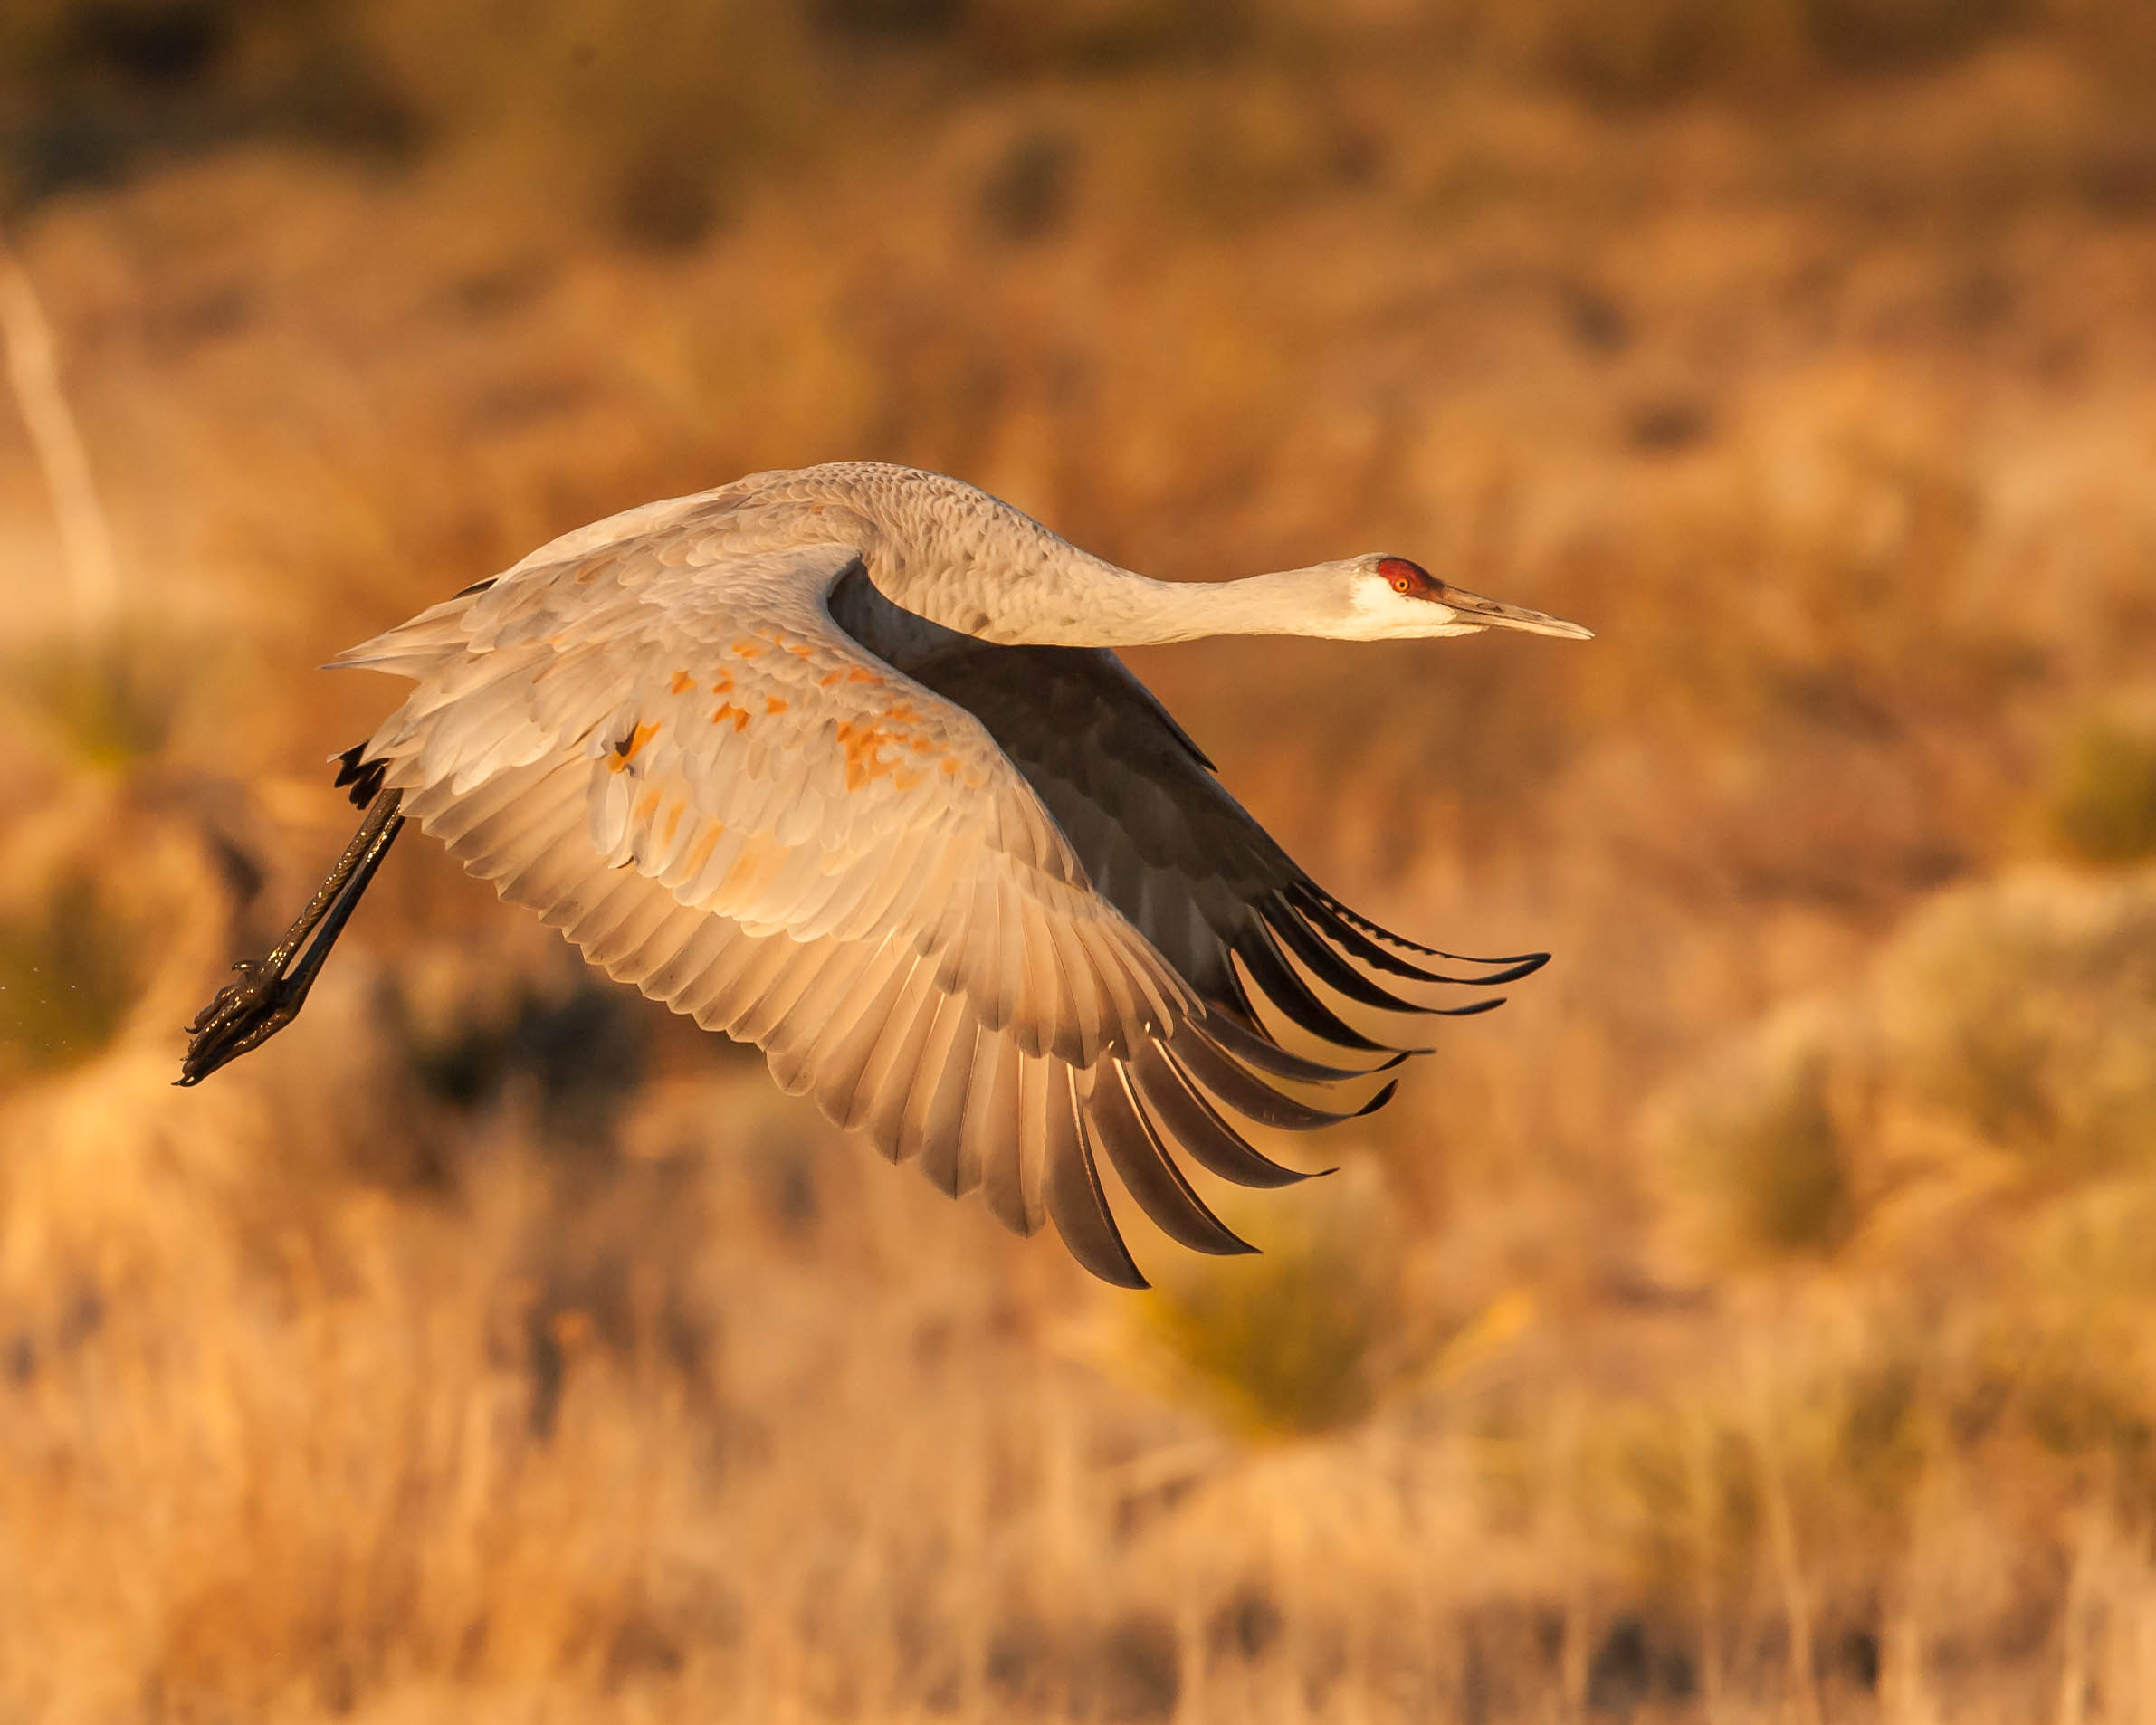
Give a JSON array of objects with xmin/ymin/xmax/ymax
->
[{"xmin": 181, "ymin": 462, "xmax": 1590, "ymax": 1286}]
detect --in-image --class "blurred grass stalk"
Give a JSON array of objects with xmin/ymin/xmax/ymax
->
[
  {"xmin": 0, "ymin": 221, "xmax": 118, "ymax": 647},
  {"xmin": 0, "ymin": 220, "xmax": 187, "ymax": 773}
]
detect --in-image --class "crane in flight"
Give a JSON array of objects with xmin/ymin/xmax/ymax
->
[{"xmin": 179, "ymin": 463, "xmax": 1589, "ymax": 1285}]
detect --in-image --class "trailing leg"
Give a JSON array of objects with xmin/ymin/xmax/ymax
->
[{"xmin": 177, "ymin": 788, "xmax": 405, "ymax": 1085}]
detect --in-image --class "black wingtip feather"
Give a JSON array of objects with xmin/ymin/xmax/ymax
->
[
  {"xmin": 1177, "ymin": 1025, "xmax": 1370, "ymax": 1131},
  {"xmin": 1198, "ymin": 1007, "xmax": 1398, "ymax": 1085},
  {"xmin": 1130, "ymin": 1042, "xmax": 1310, "ymax": 1190},
  {"xmin": 1231, "ymin": 922, "xmax": 1394, "ymax": 1054},
  {"xmin": 1290, "ymin": 881, "xmax": 1551, "ymax": 975},
  {"xmin": 1261, "ymin": 901, "xmax": 1449, "ymax": 1015},
  {"xmin": 1353, "ymin": 1080, "xmax": 1399, "ymax": 1118},
  {"xmin": 1473, "ymin": 956, "xmax": 1550, "ymax": 986}
]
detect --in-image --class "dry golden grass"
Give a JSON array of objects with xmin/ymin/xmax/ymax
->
[{"xmin": 4, "ymin": 4, "xmax": 2156, "ymax": 1718}]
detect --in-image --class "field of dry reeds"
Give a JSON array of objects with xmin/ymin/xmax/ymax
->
[{"xmin": 3, "ymin": 2, "xmax": 2156, "ymax": 1720}]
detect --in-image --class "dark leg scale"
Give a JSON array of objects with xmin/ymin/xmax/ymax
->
[{"xmin": 176, "ymin": 789, "xmax": 405, "ymax": 1086}]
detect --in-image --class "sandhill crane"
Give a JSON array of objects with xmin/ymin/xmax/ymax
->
[{"xmin": 180, "ymin": 462, "xmax": 1589, "ymax": 1285}]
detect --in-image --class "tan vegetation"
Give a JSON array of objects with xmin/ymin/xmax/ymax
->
[{"xmin": 3, "ymin": 1, "xmax": 2156, "ymax": 1718}]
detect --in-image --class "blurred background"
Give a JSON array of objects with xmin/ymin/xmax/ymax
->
[{"xmin": 1, "ymin": 0, "xmax": 2154, "ymax": 1718}]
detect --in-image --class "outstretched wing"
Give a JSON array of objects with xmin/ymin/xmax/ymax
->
[
  {"xmin": 337, "ymin": 529, "xmax": 1382, "ymax": 1284},
  {"xmin": 833, "ymin": 576, "xmax": 1548, "ymax": 1064}
]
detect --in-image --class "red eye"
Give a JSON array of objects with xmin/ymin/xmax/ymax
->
[{"xmin": 1379, "ymin": 556, "xmax": 1429, "ymax": 596}]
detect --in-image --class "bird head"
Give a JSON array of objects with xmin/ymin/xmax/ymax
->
[{"xmin": 1337, "ymin": 555, "xmax": 1593, "ymax": 642}]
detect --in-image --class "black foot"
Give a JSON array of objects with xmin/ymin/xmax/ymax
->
[{"xmin": 177, "ymin": 957, "xmax": 307, "ymax": 1086}]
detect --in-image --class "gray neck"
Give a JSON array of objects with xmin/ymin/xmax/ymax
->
[
  {"xmin": 736, "ymin": 464, "xmax": 1351, "ymax": 648},
  {"xmin": 1033, "ymin": 567, "xmax": 1344, "ymax": 647},
  {"xmin": 901, "ymin": 558, "xmax": 1345, "ymax": 648}
]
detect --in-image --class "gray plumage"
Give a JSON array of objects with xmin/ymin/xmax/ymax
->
[{"xmin": 211, "ymin": 462, "xmax": 1590, "ymax": 1286}]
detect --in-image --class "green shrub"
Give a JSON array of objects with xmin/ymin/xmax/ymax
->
[
  {"xmin": 0, "ymin": 874, "xmax": 142, "ymax": 1083},
  {"xmin": 1649, "ymin": 1006, "xmax": 1858, "ymax": 1271},
  {"xmin": 1878, "ymin": 871, "xmax": 2156, "ymax": 1185},
  {"xmin": 1130, "ymin": 1163, "xmax": 1405, "ymax": 1438},
  {"xmin": 2046, "ymin": 712, "xmax": 2156, "ymax": 867},
  {"xmin": 14, "ymin": 635, "xmax": 185, "ymax": 775}
]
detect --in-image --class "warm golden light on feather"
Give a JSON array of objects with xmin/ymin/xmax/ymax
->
[{"xmin": 180, "ymin": 463, "xmax": 1587, "ymax": 1286}]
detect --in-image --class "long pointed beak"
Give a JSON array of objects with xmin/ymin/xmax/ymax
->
[{"xmin": 1441, "ymin": 585, "xmax": 1594, "ymax": 640}]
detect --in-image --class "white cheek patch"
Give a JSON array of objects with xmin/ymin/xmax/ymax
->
[
  {"xmin": 1346, "ymin": 577, "xmax": 1482, "ymax": 639},
  {"xmin": 1349, "ymin": 578, "xmax": 1422, "ymax": 638}
]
